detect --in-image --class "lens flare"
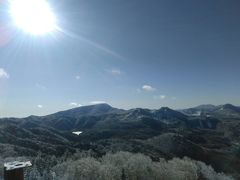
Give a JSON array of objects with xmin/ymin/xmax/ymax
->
[{"xmin": 9, "ymin": 0, "xmax": 57, "ymax": 35}]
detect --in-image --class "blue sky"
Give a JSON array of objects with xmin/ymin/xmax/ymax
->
[{"xmin": 0, "ymin": 0, "xmax": 240, "ymax": 117}]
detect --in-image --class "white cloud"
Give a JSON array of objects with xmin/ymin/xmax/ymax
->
[
  {"xmin": 109, "ymin": 69, "xmax": 122, "ymax": 75},
  {"xmin": 142, "ymin": 85, "xmax": 156, "ymax": 92},
  {"xmin": 37, "ymin": 105, "xmax": 43, "ymax": 108},
  {"xmin": 154, "ymin": 95, "xmax": 166, "ymax": 100},
  {"xmin": 90, "ymin": 101, "xmax": 107, "ymax": 105},
  {"xmin": 75, "ymin": 75, "xmax": 80, "ymax": 80},
  {"xmin": 0, "ymin": 68, "xmax": 9, "ymax": 79},
  {"xmin": 70, "ymin": 102, "xmax": 78, "ymax": 106},
  {"xmin": 171, "ymin": 97, "xmax": 177, "ymax": 100},
  {"xmin": 35, "ymin": 83, "xmax": 47, "ymax": 91},
  {"xmin": 69, "ymin": 102, "xmax": 82, "ymax": 107}
]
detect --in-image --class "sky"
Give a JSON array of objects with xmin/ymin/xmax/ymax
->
[{"xmin": 0, "ymin": 0, "xmax": 240, "ymax": 117}]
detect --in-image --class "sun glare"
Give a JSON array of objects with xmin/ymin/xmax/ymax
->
[{"xmin": 9, "ymin": 0, "xmax": 57, "ymax": 35}]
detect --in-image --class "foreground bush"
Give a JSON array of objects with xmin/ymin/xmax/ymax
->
[
  {"xmin": 50, "ymin": 152, "xmax": 233, "ymax": 180},
  {"xmin": 0, "ymin": 151, "xmax": 234, "ymax": 180}
]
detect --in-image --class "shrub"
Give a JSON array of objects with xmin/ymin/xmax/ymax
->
[
  {"xmin": 52, "ymin": 152, "xmax": 234, "ymax": 180},
  {"xmin": 1, "ymin": 151, "xmax": 233, "ymax": 180}
]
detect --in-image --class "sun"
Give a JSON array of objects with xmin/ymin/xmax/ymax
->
[{"xmin": 9, "ymin": 0, "xmax": 57, "ymax": 35}]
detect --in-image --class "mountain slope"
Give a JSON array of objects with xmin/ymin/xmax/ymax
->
[{"xmin": 181, "ymin": 104, "xmax": 240, "ymax": 119}]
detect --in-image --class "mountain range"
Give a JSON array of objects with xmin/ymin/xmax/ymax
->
[
  {"xmin": 0, "ymin": 103, "xmax": 240, "ymax": 178},
  {"xmin": 180, "ymin": 104, "xmax": 240, "ymax": 118}
]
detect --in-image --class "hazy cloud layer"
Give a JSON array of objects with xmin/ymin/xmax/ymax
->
[
  {"xmin": 154, "ymin": 95, "xmax": 166, "ymax": 100},
  {"xmin": 137, "ymin": 88, "xmax": 142, "ymax": 93},
  {"xmin": 75, "ymin": 75, "xmax": 80, "ymax": 80},
  {"xmin": 35, "ymin": 83, "xmax": 47, "ymax": 91},
  {"xmin": 108, "ymin": 69, "xmax": 122, "ymax": 75}
]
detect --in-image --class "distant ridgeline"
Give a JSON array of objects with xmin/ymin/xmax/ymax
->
[{"xmin": 0, "ymin": 103, "xmax": 240, "ymax": 179}]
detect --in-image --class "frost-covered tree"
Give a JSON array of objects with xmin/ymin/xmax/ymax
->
[{"xmin": 1, "ymin": 151, "xmax": 234, "ymax": 180}]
